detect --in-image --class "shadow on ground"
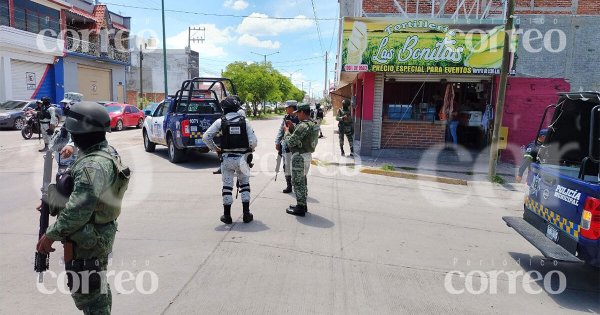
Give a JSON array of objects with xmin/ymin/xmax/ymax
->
[
  {"xmin": 296, "ymin": 212, "xmax": 335, "ymax": 229},
  {"xmin": 508, "ymin": 252, "xmax": 600, "ymax": 313},
  {"xmin": 152, "ymin": 148, "xmax": 221, "ymax": 170}
]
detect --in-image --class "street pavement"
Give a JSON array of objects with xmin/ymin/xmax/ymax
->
[{"xmin": 0, "ymin": 114, "xmax": 598, "ymax": 314}]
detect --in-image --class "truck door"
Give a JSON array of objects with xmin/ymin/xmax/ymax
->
[{"xmin": 150, "ymin": 103, "xmax": 167, "ymax": 144}]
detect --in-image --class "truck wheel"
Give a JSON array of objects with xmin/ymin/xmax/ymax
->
[
  {"xmin": 137, "ymin": 118, "xmax": 144, "ymax": 129},
  {"xmin": 143, "ymin": 129, "xmax": 156, "ymax": 152},
  {"xmin": 115, "ymin": 120, "xmax": 123, "ymax": 131},
  {"xmin": 167, "ymin": 135, "xmax": 185, "ymax": 163}
]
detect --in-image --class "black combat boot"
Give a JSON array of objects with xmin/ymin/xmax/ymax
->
[
  {"xmin": 283, "ymin": 176, "xmax": 293, "ymax": 193},
  {"xmin": 213, "ymin": 168, "xmax": 222, "ymax": 174},
  {"xmin": 340, "ymin": 146, "xmax": 345, "ymax": 156},
  {"xmin": 319, "ymin": 131, "xmax": 324, "ymax": 138},
  {"xmin": 286, "ymin": 204, "xmax": 307, "ymax": 217},
  {"xmin": 220, "ymin": 205, "xmax": 232, "ymax": 224},
  {"xmin": 349, "ymin": 147, "xmax": 355, "ymax": 158},
  {"xmin": 242, "ymin": 202, "xmax": 253, "ymax": 223},
  {"xmin": 38, "ymin": 144, "xmax": 48, "ymax": 152}
]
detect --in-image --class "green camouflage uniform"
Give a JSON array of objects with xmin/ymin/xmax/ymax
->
[
  {"xmin": 46, "ymin": 141, "xmax": 128, "ymax": 315},
  {"xmin": 336, "ymin": 107, "xmax": 354, "ymax": 152},
  {"xmin": 284, "ymin": 119, "xmax": 320, "ymax": 206}
]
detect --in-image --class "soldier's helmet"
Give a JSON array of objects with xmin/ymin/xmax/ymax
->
[
  {"xmin": 285, "ymin": 102, "xmax": 297, "ymax": 111},
  {"xmin": 316, "ymin": 103, "xmax": 321, "ymax": 108},
  {"xmin": 342, "ymin": 99, "xmax": 351, "ymax": 108},
  {"xmin": 65, "ymin": 101, "xmax": 111, "ymax": 134},
  {"xmin": 41, "ymin": 96, "xmax": 51, "ymax": 106},
  {"xmin": 220, "ymin": 96, "xmax": 241, "ymax": 111}
]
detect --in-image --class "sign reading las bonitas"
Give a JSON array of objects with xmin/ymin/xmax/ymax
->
[{"xmin": 342, "ymin": 17, "xmax": 517, "ymax": 75}]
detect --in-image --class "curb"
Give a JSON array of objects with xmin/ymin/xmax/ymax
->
[{"xmin": 360, "ymin": 168, "xmax": 468, "ymax": 186}]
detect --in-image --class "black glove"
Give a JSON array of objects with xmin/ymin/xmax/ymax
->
[{"xmin": 246, "ymin": 153, "xmax": 254, "ymax": 168}]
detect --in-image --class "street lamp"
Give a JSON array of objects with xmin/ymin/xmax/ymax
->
[
  {"xmin": 250, "ymin": 51, "xmax": 280, "ymax": 65},
  {"xmin": 288, "ymin": 69, "xmax": 302, "ymax": 83}
]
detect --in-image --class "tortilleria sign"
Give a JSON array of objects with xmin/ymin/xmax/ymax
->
[{"xmin": 341, "ymin": 17, "xmax": 516, "ymax": 75}]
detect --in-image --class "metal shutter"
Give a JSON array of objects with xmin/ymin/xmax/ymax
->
[
  {"xmin": 11, "ymin": 60, "xmax": 47, "ymax": 100},
  {"xmin": 77, "ymin": 65, "xmax": 112, "ymax": 101}
]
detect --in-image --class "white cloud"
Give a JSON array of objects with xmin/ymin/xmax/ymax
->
[
  {"xmin": 166, "ymin": 24, "xmax": 234, "ymax": 57},
  {"xmin": 224, "ymin": 0, "xmax": 249, "ymax": 10},
  {"xmin": 237, "ymin": 34, "xmax": 280, "ymax": 49},
  {"xmin": 236, "ymin": 12, "xmax": 313, "ymax": 36}
]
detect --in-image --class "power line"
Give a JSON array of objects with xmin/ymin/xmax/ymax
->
[
  {"xmin": 102, "ymin": 2, "xmax": 339, "ymax": 21},
  {"xmin": 310, "ymin": 0, "xmax": 324, "ymax": 53}
]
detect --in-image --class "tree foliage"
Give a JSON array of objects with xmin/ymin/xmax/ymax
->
[{"xmin": 223, "ymin": 62, "xmax": 305, "ymax": 116}]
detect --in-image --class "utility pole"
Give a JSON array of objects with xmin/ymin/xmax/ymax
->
[
  {"xmin": 187, "ymin": 26, "xmax": 205, "ymax": 79},
  {"xmin": 488, "ymin": 0, "xmax": 515, "ymax": 179},
  {"xmin": 188, "ymin": 26, "xmax": 205, "ymax": 50},
  {"xmin": 250, "ymin": 51, "xmax": 279, "ymax": 65},
  {"xmin": 139, "ymin": 44, "xmax": 144, "ymax": 102},
  {"xmin": 161, "ymin": 0, "xmax": 168, "ymax": 99},
  {"xmin": 324, "ymin": 51, "xmax": 328, "ymax": 99}
]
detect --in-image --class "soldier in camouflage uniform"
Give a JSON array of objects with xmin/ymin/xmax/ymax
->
[
  {"xmin": 284, "ymin": 103, "xmax": 320, "ymax": 216},
  {"xmin": 36, "ymin": 101, "xmax": 130, "ymax": 315},
  {"xmin": 336, "ymin": 99, "xmax": 354, "ymax": 157}
]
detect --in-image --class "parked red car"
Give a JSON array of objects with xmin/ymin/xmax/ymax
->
[{"xmin": 104, "ymin": 103, "xmax": 145, "ymax": 131}]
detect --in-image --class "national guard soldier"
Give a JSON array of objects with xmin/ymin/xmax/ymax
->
[
  {"xmin": 38, "ymin": 97, "xmax": 58, "ymax": 152},
  {"xmin": 336, "ymin": 99, "xmax": 354, "ymax": 157},
  {"xmin": 36, "ymin": 101, "xmax": 130, "ymax": 315},
  {"xmin": 203, "ymin": 96, "xmax": 258, "ymax": 224},
  {"xmin": 314, "ymin": 103, "xmax": 324, "ymax": 138},
  {"xmin": 284, "ymin": 103, "xmax": 320, "ymax": 216},
  {"xmin": 213, "ymin": 97, "xmax": 247, "ymax": 175},
  {"xmin": 275, "ymin": 102, "xmax": 300, "ymax": 193}
]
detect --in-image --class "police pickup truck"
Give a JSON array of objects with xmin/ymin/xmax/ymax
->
[
  {"xmin": 142, "ymin": 77, "xmax": 236, "ymax": 163},
  {"xmin": 504, "ymin": 92, "xmax": 600, "ymax": 267}
]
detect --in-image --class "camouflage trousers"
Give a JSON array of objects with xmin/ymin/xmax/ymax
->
[
  {"xmin": 71, "ymin": 260, "xmax": 111, "ymax": 315},
  {"xmin": 291, "ymin": 153, "xmax": 311, "ymax": 206},
  {"xmin": 221, "ymin": 154, "xmax": 251, "ymax": 205},
  {"xmin": 339, "ymin": 126, "xmax": 354, "ymax": 151},
  {"xmin": 73, "ymin": 285, "xmax": 112, "ymax": 315}
]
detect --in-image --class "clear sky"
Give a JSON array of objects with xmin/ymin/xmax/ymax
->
[{"xmin": 103, "ymin": 0, "xmax": 340, "ymax": 99}]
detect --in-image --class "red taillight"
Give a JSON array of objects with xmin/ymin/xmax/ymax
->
[
  {"xmin": 181, "ymin": 119, "xmax": 190, "ymax": 137},
  {"xmin": 580, "ymin": 197, "xmax": 600, "ymax": 240}
]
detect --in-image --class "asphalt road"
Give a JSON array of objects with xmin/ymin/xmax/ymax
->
[{"xmin": 0, "ymin": 116, "xmax": 598, "ymax": 315}]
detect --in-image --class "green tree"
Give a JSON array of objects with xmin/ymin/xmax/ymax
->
[{"xmin": 223, "ymin": 61, "xmax": 305, "ymax": 116}]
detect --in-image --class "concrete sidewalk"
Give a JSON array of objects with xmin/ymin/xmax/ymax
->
[{"xmin": 313, "ymin": 111, "xmax": 519, "ymax": 183}]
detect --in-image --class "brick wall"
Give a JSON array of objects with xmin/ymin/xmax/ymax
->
[
  {"xmin": 126, "ymin": 90, "xmax": 165, "ymax": 107},
  {"xmin": 361, "ymin": 0, "xmax": 597, "ymax": 15},
  {"xmin": 381, "ymin": 121, "xmax": 446, "ymax": 149},
  {"xmin": 578, "ymin": 0, "xmax": 600, "ymax": 14},
  {"xmin": 516, "ymin": 15, "xmax": 600, "ymax": 91}
]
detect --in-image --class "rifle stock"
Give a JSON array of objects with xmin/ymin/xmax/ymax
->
[{"xmin": 34, "ymin": 150, "xmax": 53, "ymax": 282}]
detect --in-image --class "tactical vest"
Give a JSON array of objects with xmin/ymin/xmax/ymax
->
[
  {"xmin": 38, "ymin": 106, "xmax": 51, "ymax": 122},
  {"xmin": 48, "ymin": 146, "xmax": 130, "ymax": 224},
  {"xmin": 316, "ymin": 108, "xmax": 324, "ymax": 119},
  {"xmin": 338, "ymin": 108, "xmax": 352, "ymax": 128},
  {"xmin": 221, "ymin": 115, "xmax": 250, "ymax": 152},
  {"xmin": 297, "ymin": 120, "xmax": 320, "ymax": 154}
]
